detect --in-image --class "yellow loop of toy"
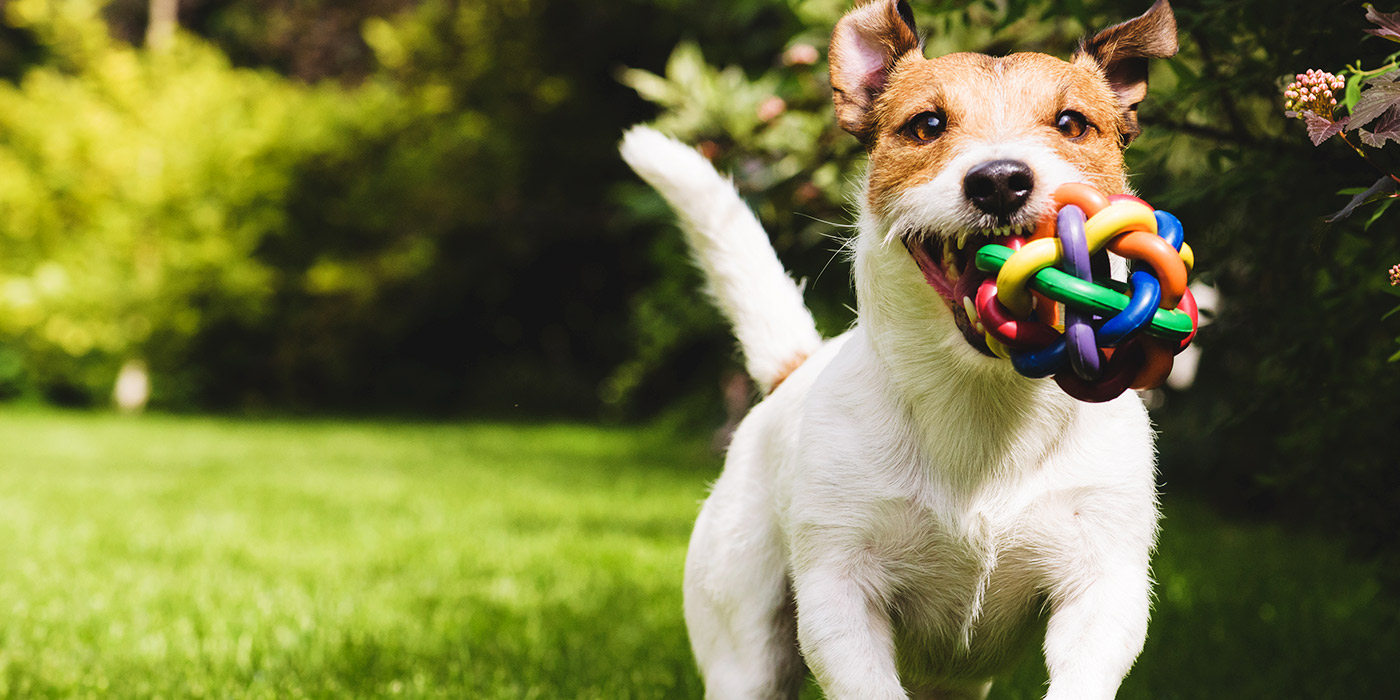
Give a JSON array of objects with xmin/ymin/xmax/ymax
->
[
  {"xmin": 985, "ymin": 333, "xmax": 1012, "ymax": 359},
  {"xmin": 1083, "ymin": 200, "xmax": 1157, "ymax": 251},
  {"xmin": 1179, "ymin": 242, "xmax": 1194, "ymax": 272},
  {"xmin": 996, "ymin": 201, "xmax": 1158, "ymax": 318},
  {"xmin": 995, "ymin": 238, "xmax": 1062, "ymax": 317}
]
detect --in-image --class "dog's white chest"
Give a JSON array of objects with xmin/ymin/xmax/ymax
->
[{"xmin": 876, "ymin": 503, "xmax": 1047, "ymax": 685}]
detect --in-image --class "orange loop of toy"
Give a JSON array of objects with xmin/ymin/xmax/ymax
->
[
  {"xmin": 1052, "ymin": 183, "xmax": 1112, "ymax": 218},
  {"xmin": 1105, "ymin": 231, "xmax": 1187, "ymax": 309},
  {"xmin": 1129, "ymin": 337, "xmax": 1176, "ymax": 390},
  {"xmin": 1033, "ymin": 292, "xmax": 1060, "ymax": 327},
  {"xmin": 1031, "ymin": 215, "xmax": 1058, "ymax": 241}
]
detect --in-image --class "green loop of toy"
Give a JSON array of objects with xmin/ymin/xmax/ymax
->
[{"xmin": 974, "ymin": 244, "xmax": 1193, "ymax": 340}]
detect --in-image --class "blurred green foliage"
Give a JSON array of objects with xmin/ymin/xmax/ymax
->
[
  {"xmin": 0, "ymin": 0, "xmax": 1392, "ymax": 564},
  {"xmin": 0, "ymin": 0, "xmax": 665, "ymax": 413},
  {"xmin": 617, "ymin": 0, "xmax": 1400, "ymax": 564}
]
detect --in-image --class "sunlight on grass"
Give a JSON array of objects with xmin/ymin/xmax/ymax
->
[{"xmin": 0, "ymin": 410, "xmax": 1391, "ymax": 698}]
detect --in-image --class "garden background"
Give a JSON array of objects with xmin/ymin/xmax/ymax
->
[{"xmin": 0, "ymin": 0, "xmax": 1395, "ymax": 697}]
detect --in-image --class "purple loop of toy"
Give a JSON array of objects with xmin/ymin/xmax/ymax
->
[
  {"xmin": 1056, "ymin": 205, "xmax": 1100, "ymax": 380},
  {"xmin": 1057, "ymin": 205, "xmax": 1092, "ymax": 277}
]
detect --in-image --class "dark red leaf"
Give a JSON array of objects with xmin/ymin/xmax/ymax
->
[
  {"xmin": 1346, "ymin": 78, "xmax": 1400, "ymax": 131},
  {"xmin": 1364, "ymin": 5, "xmax": 1400, "ymax": 42},
  {"xmin": 1304, "ymin": 112, "xmax": 1348, "ymax": 145},
  {"xmin": 1362, "ymin": 105, "xmax": 1400, "ymax": 146}
]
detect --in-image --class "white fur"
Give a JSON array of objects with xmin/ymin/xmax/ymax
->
[
  {"xmin": 621, "ymin": 126, "xmax": 1158, "ymax": 700},
  {"xmin": 620, "ymin": 126, "xmax": 823, "ymax": 392}
]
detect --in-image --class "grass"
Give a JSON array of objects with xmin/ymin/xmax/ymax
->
[{"xmin": 0, "ymin": 410, "xmax": 1392, "ymax": 698}]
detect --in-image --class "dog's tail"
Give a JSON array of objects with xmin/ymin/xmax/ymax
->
[{"xmin": 620, "ymin": 126, "xmax": 822, "ymax": 393}]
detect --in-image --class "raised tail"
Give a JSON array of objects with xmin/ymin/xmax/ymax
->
[{"xmin": 619, "ymin": 126, "xmax": 822, "ymax": 393}]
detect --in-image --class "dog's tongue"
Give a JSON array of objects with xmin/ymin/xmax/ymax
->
[
  {"xmin": 908, "ymin": 241, "xmax": 955, "ymax": 298},
  {"xmin": 911, "ymin": 234, "xmax": 1026, "ymax": 305}
]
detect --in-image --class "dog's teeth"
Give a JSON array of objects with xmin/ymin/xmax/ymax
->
[
  {"xmin": 956, "ymin": 236, "xmax": 966, "ymax": 250},
  {"xmin": 963, "ymin": 296, "xmax": 977, "ymax": 322},
  {"xmin": 974, "ymin": 320, "xmax": 985, "ymax": 335}
]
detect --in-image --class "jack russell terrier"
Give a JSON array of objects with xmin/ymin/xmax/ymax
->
[{"xmin": 620, "ymin": 1, "xmax": 1178, "ymax": 698}]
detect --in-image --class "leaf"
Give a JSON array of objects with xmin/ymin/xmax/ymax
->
[
  {"xmin": 1382, "ymin": 304, "xmax": 1400, "ymax": 320},
  {"xmin": 1347, "ymin": 79, "xmax": 1400, "ymax": 130},
  {"xmin": 1364, "ymin": 195, "xmax": 1396, "ymax": 229},
  {"xmin": 1371, "ymin": 104, "xmax": 1400, "ymax": 144},
  {"xmin": 1304, "ymin": 111, "xmax": 1348, "ymax": 145},
  {"xmin": 1364, "ymin": 4, "xmax": 1400, "ymax": 43},
  {"xmin": 1325, "ymin": 175, "xmax": 1399, "ymax": 222},
  {"xmin": 1389, "ymin": 346, "xmax": 1400, "ymax": 363},
  {"xmin": 1345, "ymin": 72, "xmax": 1364, "ymax": 112}
]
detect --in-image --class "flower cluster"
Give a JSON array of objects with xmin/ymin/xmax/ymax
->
[
  {"xmin": 1284, "ymin": 69, "xmax": 1346, "ymax": 119},
  {"xmin": 1390, "ymin": 263, "xmax": 1400, "ymax": 286}
]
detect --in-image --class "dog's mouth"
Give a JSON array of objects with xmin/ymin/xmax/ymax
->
[{"xmin": 904, "ymin": 226, "xmax": 1032, "ymax": 357}]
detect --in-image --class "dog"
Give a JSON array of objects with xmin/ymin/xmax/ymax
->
[{"xmin": 620, "ymin": 1, "xmax": 1178, "ymax": 698}]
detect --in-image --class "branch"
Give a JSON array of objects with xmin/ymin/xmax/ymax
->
[
  {"xmin": 1139, "ymin": 115, "xmax": 1283, "ymax": 148},
  {"xmin": 1189, "ymin": 27, "xmax": 1256, "ymax": 146}
]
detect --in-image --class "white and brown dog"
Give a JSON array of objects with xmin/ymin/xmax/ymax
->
[{"xmin": 621, "ymin": 1, "xmax": 1178, "ymax": 698}]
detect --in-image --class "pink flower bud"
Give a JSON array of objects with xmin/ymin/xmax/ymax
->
[
  {"xmin": 757, "ymin": 96, "xmax": 787, "ymax": 122},
  {"xmin": 783, "ymin": 43, "xmax": 820, "ymax": 66}
]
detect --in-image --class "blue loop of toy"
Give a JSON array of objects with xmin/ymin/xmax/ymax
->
[
  {"xmin": 1057, "ymin": 205, "xmax": 1101, "ymax": 380},
  {"xmin": 1154, "ymin": 210, "xmax": 1184, "ymax": 252},
  {"xmin": 1097, "ymin": 270, "xmax": 1162, "ymax": 347},
  {"xmin": 1011, "ymin": 337, "xmax": 1066, "ymax": 378}
]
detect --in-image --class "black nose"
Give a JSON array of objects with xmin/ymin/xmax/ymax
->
[{"xmin": 963, "ymin": 159, "xmax": 1035, "ymax": 220}]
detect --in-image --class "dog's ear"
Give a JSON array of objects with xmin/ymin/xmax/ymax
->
[
  {"xmin": 1075, "ymin": 0, "xmax": 1177, "ymax": 145},
  {"xmin": 829, "ymin": 0, "xmax": 922, "ymax": 146}
]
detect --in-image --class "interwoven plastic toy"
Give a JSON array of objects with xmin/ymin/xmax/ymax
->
[{"xmin": 972, "ymin": 183, "xmax": 1199, "ymax": 403}]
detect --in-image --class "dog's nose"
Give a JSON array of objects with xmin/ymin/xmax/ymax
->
[{"xmin": 963, "ymin": 160, "xmax": 1035, "ymax": 220}]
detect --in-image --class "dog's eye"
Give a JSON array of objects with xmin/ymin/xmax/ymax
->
[
  {"xmin": 1056, "ymin": 110, "xmax": 1090, "ymax": 139},
  {"xmin": 906, "ymin": 111, "xmax": 947, "ymax": 142}
]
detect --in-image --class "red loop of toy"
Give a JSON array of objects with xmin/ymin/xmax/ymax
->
[
  {"xmin": 1054, "ymin": 339, "xmax": 1142, "ymax": 402},
  {"xmin": 976, "ymin": 280, "xmax": 1059, "ymax": 350},
  {"xmin": 1108, "ymin": 193, "xmax": 1152, "ymax": 209},
  {"xmin": 1173, "ymin": 286, "xmax": 1199, "ymax": 353},
  {"xmin": 1105, "ymin": 231, "xmax": 1187, "ymax": 309}
]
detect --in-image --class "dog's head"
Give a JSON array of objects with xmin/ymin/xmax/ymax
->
[{"xmin": 833, "ymin": 0, "xmax": 1176, "ymax": 358}]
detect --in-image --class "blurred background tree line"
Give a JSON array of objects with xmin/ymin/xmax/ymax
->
[{"xmin": 0, "ymin": 0, "xmax": 1395, "ymax": 567}]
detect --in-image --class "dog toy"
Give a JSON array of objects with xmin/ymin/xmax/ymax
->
[{"xmin": 973, "ymin": 183, "xmax": 1199, "ymax": 402}]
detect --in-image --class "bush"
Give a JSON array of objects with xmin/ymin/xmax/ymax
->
[{"xmin": 617, "ymin": 0, "xmax": 1400, "ymax": 563}]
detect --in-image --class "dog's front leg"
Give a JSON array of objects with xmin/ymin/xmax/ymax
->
[
  {"xmin": 1041, "ymin": 564, "xmax": 1152, "ymax": 700},
  {"xmin": 793, "ymin": 565, "xmax": 908, "ymax": 700}
]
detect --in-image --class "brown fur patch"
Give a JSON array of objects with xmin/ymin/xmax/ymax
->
[
  {"xmin": 767, "ymin": 352, "xmax": 810, "ymax": 394},
  {"xmin": 864, "ymin": 51, "xmax": 1129, "ymax": 216}
]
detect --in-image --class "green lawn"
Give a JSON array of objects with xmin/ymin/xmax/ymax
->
[{"xmin": 0, "ymin": 411, "xmax": 1391, "ymax": 699}]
